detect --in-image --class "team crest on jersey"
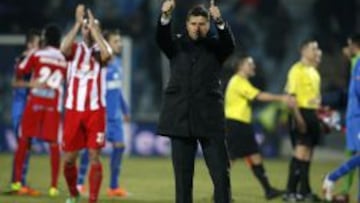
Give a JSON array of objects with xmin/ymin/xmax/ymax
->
[
  {"xmin": 81, "ymin": 63, "xmax": 90, "ymax": 72},
  {"xmin": 113, "ymin": 73, "xmax": 119, "ymax": 79},
  {"xmin": 76, "ymin": 64, "xmax": 95, "ymax": 78}
]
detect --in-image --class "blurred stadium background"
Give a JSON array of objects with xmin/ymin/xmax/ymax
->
[{"xmin": 0, "ymin": 0, "xmax": 359, "ymax": 202}]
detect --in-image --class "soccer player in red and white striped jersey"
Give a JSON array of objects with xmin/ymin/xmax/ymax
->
[
  {"xmin": 60, "ymin": 4, "xmax": 112, "ymax": 203},
  {"xmin": 12, "ymin": 24, "xmax": 66, "ymax": 197}
]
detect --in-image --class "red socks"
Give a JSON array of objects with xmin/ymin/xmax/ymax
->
[
  {"xmin": 15, "ymin": 139, "xmax": 60, "ymax": 190},
  {"xmin": 64, "ymin": 163, "xmax": 79, "ymax": 197},
  {"xmin": 89, "ymin": 163, "xmax": 103, "ymax": 203},
  {"xmin": 14, "ymin": 138, "xmax": 29, "ymax": 184},
  {"xmin": 49, "ymin": 143, "xmax": 60, "ymax": 188}
]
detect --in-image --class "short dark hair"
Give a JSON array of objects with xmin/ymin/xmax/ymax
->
[
  {"xmin": 299, "ymin": 38, "xmax": 317, "ymax": 50},
  {"xmin": 349, "ymin": 33, "xmax": 360, "ymax": 48},
  {"xmin": 43, "ymin": 24, "xmax": 61, "ymax": 47},
  {"xmin": 25, "ymin": 29, "xmax": 40, "ymax": 44},
  {"xmin": 103, "ymin": 29, "xmax": 121, "ymax": 41},
  {"xmin": 234, "ymin": 54, "xmax": 250, "ymax": 71},
  {"xmin": 186, "ymin": 5, "xmax": 210, "ymax": 21}
]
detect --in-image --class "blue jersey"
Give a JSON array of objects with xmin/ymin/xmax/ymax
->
[
  {"xmin": 106, "ymin": 57, "xmax": 129, "ymax": 120},
  {"xmin": 11, "ymin": 55, "xmax": 31, "ymax": 132},
  {"xmin": 11, "ymin": 55, "xmax": 30, "ymax": 119},
  {"xmin": 346, "ymin": 57, "xmax": 360, "ymax": 121}
]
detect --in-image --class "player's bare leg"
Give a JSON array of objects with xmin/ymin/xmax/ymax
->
[{"xmin": 88, "ymin": 149, "xmax": 103, "ymax": 203}]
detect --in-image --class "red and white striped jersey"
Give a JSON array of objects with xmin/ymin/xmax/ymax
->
[
  {"xmin": 17, "ymin": 46, "xmax": 68, "ymax": 112},
  {"xmin": 65, "ymin": 42, "xmax": 106, "ymax": 111}
]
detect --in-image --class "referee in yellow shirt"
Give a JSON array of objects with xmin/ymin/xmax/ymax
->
[
  {"xmin": 283, "ymin": 40, "xmax": 322, "ymax": 202},
  {"xmin": 225, "ymin": 55, "xmax": 295, "ymax": 200}
]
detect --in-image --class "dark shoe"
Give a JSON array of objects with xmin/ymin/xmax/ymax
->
[
  {"xmin": 266, "ymin": 188, "xmax": 285, "ymax": 200},
  {"xmin": 282, "ymin": 193, "xmax": 304, "ymax": 202}
]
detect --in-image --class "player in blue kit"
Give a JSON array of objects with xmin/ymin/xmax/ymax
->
[
  {"xmin": 9, "ymin": 29, "xmax": 41, "ymax": 196},
  {"xmin": 76, "ymin": 29, "xmax": 130, "ymax": 197},
  {"xmin": 322, "ymin": 33, "xmax": 360, "ymax": 202}
]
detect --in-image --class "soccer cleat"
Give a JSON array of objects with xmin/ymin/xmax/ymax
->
[
  {"xmin": 65, "ymin": 196, "xmax": 80, "ymax": 203},
  {"xmin": 322, "ymin": 175, "xmax": 335, "ymax": 202},
  {"xmin": 18, "ymin": 186, "xmax": 41, "ymax": 196},
  {"xmin": 265, "ymin": 187, "xmax": 284, "ymax": 200},
  {"xmin": 76, "ymin": 184, "xmax": 87, "ymax": 196},
  {"xmin": 48, "ymin": 187, "xmax": 60, "ymax": 197},
  {"xmin": 10, "ymin": 182, "xmax": 22, "ymax": 192},
  {"xmin": 107, "ymin": 187, "xmax": 128, "ymax": 197}
]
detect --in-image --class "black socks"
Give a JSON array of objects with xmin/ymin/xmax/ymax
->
[{"xmin": 251, "ymin": 164, "xmax": 271, "ymax": 193}]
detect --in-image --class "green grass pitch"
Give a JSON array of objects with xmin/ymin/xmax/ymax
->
[{"xmin": 0, "ymin": 154, "xmax": 357, "ymax": 203}]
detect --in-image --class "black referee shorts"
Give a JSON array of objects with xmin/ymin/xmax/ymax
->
[
  {"xmin": 289, "ymin": 108, "xmax": 321, "ymax": 148},
  {"xmin": 225, "ymin": 119, "xmax": 259, "ymax": 160}
]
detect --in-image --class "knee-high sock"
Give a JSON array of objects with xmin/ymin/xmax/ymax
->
[
  {"xmin": 89, "ymin": 163, "xmax": 103, "ymax": 203},
  {"xmin": 110, "ymin": 146, "xmax": 124, "ymax": 189},
  {"xmin": 64, "ymin": 163, "xmax": 79, "ymax": 197},
  {"xmin": 14, "ymin": 138, "xmax": 30, "ymax": 184},
  {"xmin": 299, "ymin": 160, "xmax": 311, "ymax": 195},
  {"xmin": 12, "ymin": 149, "xmax": 30, "ymax": 185},
  {"xmin": 77, "ymin": 150, "xmax": 89, "ymax": 185},
  {"xmin": 286, "ymin": 157, "xmax": 301, "ymax": 193},
  {"xmin": 328, "ymin": 155, "xmax": 360, "ymax": 182},
  {"xmin": 49, "ymin": 143, "xmax": 60, "ymax": 188},
  {"xmin": 251, "ymin": 164, "xmax": 272, "ymax": 193},
  {"xmin": 340, "ymin": 150, "xmax": 355, "ymax": 194}
]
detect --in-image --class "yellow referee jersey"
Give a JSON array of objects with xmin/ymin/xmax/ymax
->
[
  {"xmin": 285, "ymin": 62, "xmax": 321, "ymax": 109},
  {"xmin": 225, "ymin": 74, "xmax": 260, "ymax": 123}
]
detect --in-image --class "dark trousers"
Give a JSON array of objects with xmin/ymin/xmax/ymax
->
[{"xmin": 171, "ymin": 136, "xmax": 231, "ymax": 203}]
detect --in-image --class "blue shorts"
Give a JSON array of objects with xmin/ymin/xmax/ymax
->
[
  {"xmin": 106, "ymin": 119, "xmax": 124, "ymax": 143},
  {"xmin": 346, "ymin": 118, "xmax": 360, "ymax": 151}
]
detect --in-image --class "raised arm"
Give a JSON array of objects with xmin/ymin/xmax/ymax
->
[
  {"xmin": 61, "ymin": 4, "xmax": 84, "ymax": 57},
  {"xmin": 87, "ymin": 9, "xmax": 113, "ymax": 63},
  {"xmin": 209, "ymin": 2, "xmax": 235, "ymax": 61},
  {"xmin": 156, "ymin": 0, "xmax": 176, "ymax": 59}
]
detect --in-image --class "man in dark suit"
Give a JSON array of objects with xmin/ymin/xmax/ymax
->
[{"xmin": 156, "ymin": 0, "xmax": 235, "ymax": 202}]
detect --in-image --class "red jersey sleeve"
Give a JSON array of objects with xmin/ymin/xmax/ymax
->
[{"xmin": 16, "ymin": 51, "xmax": 37, "ymax": 77}]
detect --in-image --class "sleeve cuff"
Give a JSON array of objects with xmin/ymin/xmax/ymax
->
[
  {"xmin": 216, "ymin": 23, "xmax": 226, "ymax": 30},
  {"xmin": 160, "ymin": 15, "xmax": 171, "ymax": 25}
]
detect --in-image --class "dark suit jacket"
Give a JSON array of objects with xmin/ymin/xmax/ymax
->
[{"xmin": 156, "ymin": 18, "xmax": 235, "ymax": 138}]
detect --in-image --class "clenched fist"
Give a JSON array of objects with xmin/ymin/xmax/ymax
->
[{"xmin": 161, "ymin": 0, "xmax": 175, "ymax": 17}]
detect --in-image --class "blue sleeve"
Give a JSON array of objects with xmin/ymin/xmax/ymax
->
[{"xmin": 119, "ymin": 90, "xmax": 129, "ymax": 115}]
